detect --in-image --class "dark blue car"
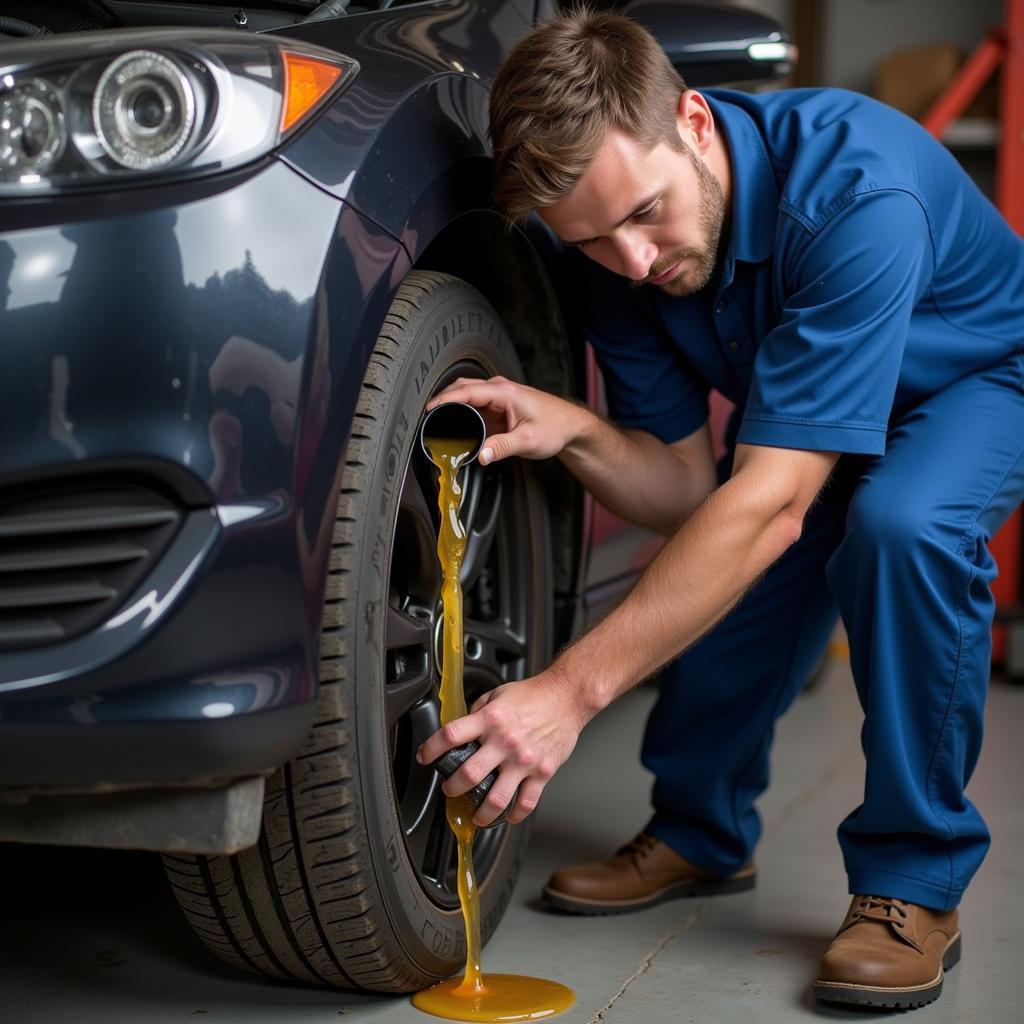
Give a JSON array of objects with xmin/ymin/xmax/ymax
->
[{"xmin": 0, "ymin": 0, "xmax": 793, "ymax": 992}]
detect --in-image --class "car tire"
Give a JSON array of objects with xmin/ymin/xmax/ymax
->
[{"xmin": 163, "ymin": 271, "xmax": 553, "ymax": 992}]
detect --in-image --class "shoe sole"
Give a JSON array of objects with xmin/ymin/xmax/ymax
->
[
  {"xmin": 812, "ymin": 932, "xmax": 961, "ymax": 1010},
  {"xmin": 541, "ymin": 870, "xmax": 756, "ymax": 916}
]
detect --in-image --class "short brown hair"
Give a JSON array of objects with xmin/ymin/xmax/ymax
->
[{"xmin": 490, "ymin": 6, "xmax": 687, "ymax": 224}]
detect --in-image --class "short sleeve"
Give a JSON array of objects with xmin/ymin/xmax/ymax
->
[
  {"xmin": 575, "ymin": 259, "xmax": 710, "ymax": 444},
  {"xmin": 737, "ymin": 189, "xmax": 934, "ymax": 455}
]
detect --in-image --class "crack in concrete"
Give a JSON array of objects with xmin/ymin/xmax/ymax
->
[{"xmin": 586, "ymin": 899, "xmax": 710, "ymax": 1024}]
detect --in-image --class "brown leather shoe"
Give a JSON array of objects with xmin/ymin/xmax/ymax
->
[
  {"xmin": 541, "ymin": 832, "xmax": 755, "ymax": 914},
  {"xmin": 814, "ymin": 895, "xmax": 961, "ymax": 1009}
]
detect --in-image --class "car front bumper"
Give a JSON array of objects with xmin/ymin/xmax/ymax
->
[{"xmin": 0, "ymin": 155, "xmax": 389, "ymax": 796}]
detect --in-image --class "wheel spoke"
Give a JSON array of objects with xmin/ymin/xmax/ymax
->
[
  {"xmin": 492, "ymin": 514, "xmax": 529, "ymax": 674},
  {"xmin": 386, "ymin": 602, "xmax": 432, "ymax": 652},
  {"xmin": 385, "ymin": 606, "xmax": 434, "ymax": 727},
  {"xmin": 386, "ymin": 665, "xmax": 433, "ymax": 728},
  {"xmin": 408, "ymin": 696, "xmax": 441, "ymax": 754},
  {"xmin": 463, "ymin": 615, "xmax": 526, "ymax": 689},
  {"xmin": 458, "ymin": 463, "xmax": 481, "ymax": 533},
  {"xmin": 401, "ymin": 460, "xmax": 439, "ymax": 534},
  {"xmin": 401, "ymin": 703, "xmax": 443, "ymax": 858},
  {"xmin": 460, "ymin": 470, "xmax": 502, "ymax": 592},
  {"xmin": 394, "ymin": 462, "xmax": 442, "ymax": 621},
  {"xmin": 421, "ymin": 799, "xmax": 457, "ymax": 887}
]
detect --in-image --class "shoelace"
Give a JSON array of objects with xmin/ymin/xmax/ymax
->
[
  {"xmin": 618, "ymin": 832, "xmax": 659, "ymax": 859},
  {"xmin": 852, "ymin": 895, "xmax": 909, "ymax": 929}
]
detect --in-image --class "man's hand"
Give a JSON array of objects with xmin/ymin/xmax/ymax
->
[
  {"xmin": 416, "ymin": 670, "xmax": 593, "ymax": 826},
  {"xmin": 426, "ymin": 376, "xmax": 587, "ymax": 466},
  {"xmin": 429, "ymin": 375, "xmax": 718, "ymax": 534}
]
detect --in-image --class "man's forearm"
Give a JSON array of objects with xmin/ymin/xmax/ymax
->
[
  {"xmin": 416, "ymin": 434, "xmax": 835, "ymax": 826},
  {"xmin": 550, "ymin": 466, "xmax": 804, "ymax": 716},
  {"xmin": 557, "ymin": 404, "xmax": 715, "ymax": 534}
]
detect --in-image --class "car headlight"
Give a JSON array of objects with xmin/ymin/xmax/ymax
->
[
  {"xmin": 93, "ymin": 50, "xmax": 199, "ymax": 170},
  {"xmin": 0, "ymin": 28, "xmax": 358, "ymax": 195}
]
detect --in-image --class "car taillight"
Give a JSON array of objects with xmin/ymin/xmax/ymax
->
[{"xmin": 0, "ymin": 29, "xmax": 358, "ymax": 195}]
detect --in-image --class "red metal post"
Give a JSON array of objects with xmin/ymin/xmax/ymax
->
[
  {"xmin": 996, "ymin": 0, "xmax": 1024, "ymax": 232},
  {"xmin": 991, "ymin": 0, "xmax": 1024, "ymax": 664},
  {"xmin": 920, "ymin": 2, "xmax": 1024, "ymax": 665},
  {"xmin": 921, "ymin": 35, "xmax": 1003, "ymax": 138}
]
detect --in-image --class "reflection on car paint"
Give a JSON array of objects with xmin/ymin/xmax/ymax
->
[{"xmin": 2, "ymin": 231, "xmax": 77, "ymax": 309}]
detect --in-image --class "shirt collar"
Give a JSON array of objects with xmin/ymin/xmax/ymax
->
[{"xmin": 706, "ymin": 93, "xmax": 778, "ymax": 267}]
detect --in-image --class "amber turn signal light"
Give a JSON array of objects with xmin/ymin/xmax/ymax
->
[{"xmin": 281, "ymin": 52, "xmax": 344, "ymax": 133}]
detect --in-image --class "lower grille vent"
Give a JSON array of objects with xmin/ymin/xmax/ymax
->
[{"xmin": 0, "ymin": 481, "xmax": 183, "ymax": 652}]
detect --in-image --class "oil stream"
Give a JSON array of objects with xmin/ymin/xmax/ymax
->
[{"xmin": 412, "ymin": 436, "xmax": 574, "ymax": 1022}]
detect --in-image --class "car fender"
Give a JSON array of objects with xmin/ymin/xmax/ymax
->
[{"xmin": 280, "ymin": 70, "xmax": 494, "ymax": 264}]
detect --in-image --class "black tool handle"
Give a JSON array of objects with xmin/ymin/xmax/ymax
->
[{"xmin": 430, "ymin": 741, "xmax": 519, "ymax": 828}]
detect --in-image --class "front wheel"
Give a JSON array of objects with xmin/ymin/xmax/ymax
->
[{"xmin": 164, "ymin": 272, "xmax": 553, "ymax": 991}]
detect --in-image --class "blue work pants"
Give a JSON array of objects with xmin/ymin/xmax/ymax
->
[{"xmin": 644, "ymin": 354, "xmax": 1024, "ymax": 911}]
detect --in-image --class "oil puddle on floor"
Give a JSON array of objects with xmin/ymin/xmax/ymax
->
[{"xmin": 413, "ymin": 431, "xmax": 574, "ymax": 1022}]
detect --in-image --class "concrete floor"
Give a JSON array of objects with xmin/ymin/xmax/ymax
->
[{"xmin": 2, "ymin": 652, "xmax": 1021, "ymax": 1023}]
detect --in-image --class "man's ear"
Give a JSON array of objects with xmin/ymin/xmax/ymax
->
[{"xmin": 675, "ymin": 90, "xmax": 715, "ymax": 156}]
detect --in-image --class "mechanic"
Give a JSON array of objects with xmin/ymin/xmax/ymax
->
[{"xmin": 417, "ymin": 8, "xmax": 1024, "ymax": 1009}]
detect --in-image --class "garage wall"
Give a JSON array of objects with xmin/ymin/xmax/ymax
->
[
  {"xmin": 723, "ymin": 0, "xmax": 1002, "ymax": 194},
  {"xmin": 821, "ymin": 0, "xmax": 1003, "ymax": 94},
  {"xmin": 727, "ymin": 0, "xmax": 1003, "ymax": 91}
]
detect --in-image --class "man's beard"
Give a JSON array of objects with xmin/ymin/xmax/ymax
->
[{"xmin": 635, "ymin": 145, "xmax": 725, "ymax": 297}]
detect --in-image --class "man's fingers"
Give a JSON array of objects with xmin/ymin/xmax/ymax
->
[
  {"xmin": 478, "ymin": 432, "xmax": 514, "ymax": 465},
  {"xmin": 505, "ymin": 778, "xmax": 546, "ymax": 825},
  {"xmin": 479, "ymin": 427, "xmax": 538, "ymax": 465},
  {"xmin": 441, "ymin": 744, "xmax": 504, "ymax": 799},
  {"xmin": 425, "ymin": 378, "xmax": 515, "ymax": 412},
  {"xmin": 424, "ymin": 380, "xmax": 477, "ymax": 409},
  {"xmin": 416, "ymin": 713, "xmax": 482, "ymax": 765},
  {"xmin": 469, "ymin": 689, "xmax": 499, "ymax": 714},
  {"xmin": 473, "ymin": 769, "xmax": 528, "ymax": 827}
]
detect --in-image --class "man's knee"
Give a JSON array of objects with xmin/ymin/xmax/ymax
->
[{"xmin": 841, "ymin": 486, "xmax": 936, "ymax": 563}]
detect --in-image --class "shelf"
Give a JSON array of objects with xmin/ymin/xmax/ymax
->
[{"xmin": 942, "ymin": 117, "xmax": 999, "ymax": 148}]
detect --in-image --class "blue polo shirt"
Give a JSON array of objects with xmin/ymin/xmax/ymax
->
[{"xmin": 577, "ymin": 88, "xmax": 1024, "ymax": 455}]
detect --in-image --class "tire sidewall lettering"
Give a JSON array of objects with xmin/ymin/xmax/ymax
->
[{"xmin": 414, "ymin": 309, "xmax": 496, "ymax": 398}]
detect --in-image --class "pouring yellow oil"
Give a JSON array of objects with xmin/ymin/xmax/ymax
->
[{"xmin": 412, "ymin": 435, "xmax": 574, "ymax": 1023}]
